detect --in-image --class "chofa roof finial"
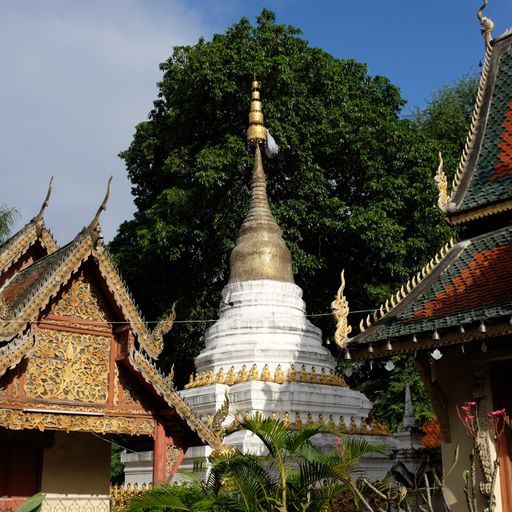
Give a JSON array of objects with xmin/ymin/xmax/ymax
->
[
  {"xmin": 33, "ymin": 176, "xmax": 54, "ymax": 224},
  {"xmin": 86, "ymin": 176, "xmax": 112, "ymax": 237},
  {"xmin": 331, "ymin": 270, "xmax": 352, "ymax": 348},
  {"xmin": 477, "ymin": 0, "xmax": 495, "ymax": 46}
]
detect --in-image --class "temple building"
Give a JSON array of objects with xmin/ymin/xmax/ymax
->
[
  {"xmin": 347, "ymin": 8, "xmax": 512, "ymax": 512},
  {"xmin": 170, "ymin": 81, "xmax": 392, "ymax": 478},
  {"xmin": 0, "ymin": 181, "xmax": 222, "ymax": 510}
]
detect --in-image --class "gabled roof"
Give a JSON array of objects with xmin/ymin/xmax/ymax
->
[
  {"xmin": 0, "ymin": 232, "xmax": 168, "ymax": 358},
  {"xmin": 0, "ymin": 178, "xmax": 58, "ymax": 275},
  {"xmin": 0, "ymin": 226, "xmax": 223, "ymax": 449},
  {"xmin": 350, "ymin": 225, "xmax": 512, "ymax": 351},
  {"xmin": 0, "ymin": 219, "xmax": 58, "ymax": 276},
  {"xmin": 447, "ymin": 31, "xmax": 512, "ymax": 224}
]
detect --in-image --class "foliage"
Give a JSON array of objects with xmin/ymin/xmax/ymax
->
[
  {"xmin": 110, "ymin": 9, "xmax": 453, "ymax": 388},
  {"xmin": 0, "ymin": 204, "xmax": 18, "ymax": 243},
  {"xmin": 125, "ymin": 413, "xmax": 386, "ymax": 512},
  {"xmin": 340, "ymin": 355, "xmax": 435, "ymax": 431},
  {"xmin": 411, "ymin": 74, "xmax": 479, "ymax": 181},
  {"xmin": 111, "ymin": 444, "xmax": 125, "ymax": 484}
]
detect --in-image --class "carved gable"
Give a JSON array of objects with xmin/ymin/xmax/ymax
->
[
  {"xmin": 24, "ymin": 328, "xmax": 111, "ymax": 403},
  {"xmin": 49, "ymin": 271, "xmax": 113, "ymax": 322},
  {"xmin": 22, "ymin": 271, "xmax": 114, "ymax": 405}
]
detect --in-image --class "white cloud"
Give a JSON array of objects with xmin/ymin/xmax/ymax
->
[{"xmin": 0, "ymin": 0, "xmax": 215, "ymax": 243}]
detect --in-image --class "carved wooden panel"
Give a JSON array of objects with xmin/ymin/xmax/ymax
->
[
  {"xmin": 0, "ymin": 409, "xmax": 154, "ymax": 436},
  {"xmin": 24, "ymin": 328, "xmax": 110, "ymax": 403},
  {"xmin": 49, "ymin": 272, "xmax": 112, "ymax": 322}
]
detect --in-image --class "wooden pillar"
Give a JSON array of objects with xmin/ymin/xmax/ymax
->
[{"xmin": 152, "ymin": 419, "xmax": 167, "ymax": 484}]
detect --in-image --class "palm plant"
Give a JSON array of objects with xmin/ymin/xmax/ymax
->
[
  {"xmin": 125, "ymin": 413, "xmax": 386, "ymax": 512},
  {"xmin": 0, "ymin": 204, "xmax": 18, "ymax": 243}
]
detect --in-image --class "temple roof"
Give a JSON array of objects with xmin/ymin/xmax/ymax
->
[
  {"xmin": 350, "ymin": 225, "xmax": 512, "ymax": 351},
  {"xmin": 446, "ymin": 30, "xmax": 512, "ymax": 224},
  {"xmin": 0, "ymin": 223, "xmax": 223, "ymax": 448},
  {"xmin": 0, "ymin": 232, "xmax": 167, "ymax": 358}
]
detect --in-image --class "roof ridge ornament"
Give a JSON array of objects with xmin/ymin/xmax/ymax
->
[
  {"xmin": 85, "ymin": 176, "xmax": 112, "ymax": 239},
  {"xmin": 33, "ymin": 176, "xmax": 53, "ymax": 225},
  {"xmin": 449, "ymin": 1, "xmax": 495, "ymax": 198},
  {"xmin": 477, "ymin": 0, "xmax": 495, "ymax": 46},
  {"xmin": 331, "ymin": 270, "xmax": 352, "ymax": 348},
  {"xmin": 435, "ymin": 152, "xmax": 450, "ymax": 211}
]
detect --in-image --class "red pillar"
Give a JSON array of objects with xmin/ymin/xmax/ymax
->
[{"xmin": 152, "ymin": 419, "xmax": 167, "ymax": 485}]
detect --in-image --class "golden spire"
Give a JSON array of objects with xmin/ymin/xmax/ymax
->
[{"xmin": 228, "ymin": 81, "xmax": 294, "ymax": 283}]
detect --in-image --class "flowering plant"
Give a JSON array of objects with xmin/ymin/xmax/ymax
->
[
  {"xmin": 456, "ymin": 401, "xmax": 507, "ymax": 512},
  {"xmin": 487, "ymin": 408, "xmax": 506, "ymax": 441},
  {"xmin": 456, "ymin": 401, "xmax": 479, "ymax": 438}
]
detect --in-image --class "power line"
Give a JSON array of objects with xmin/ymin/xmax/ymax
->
[{"xmin": 1, "ymin": 308, "xmax": 376, "ymax": 326}]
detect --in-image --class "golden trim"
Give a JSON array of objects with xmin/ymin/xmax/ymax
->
[
  {"xmin": 225, "ymin": 411, "xmax": 390, "ymax": 436},
  {"xmin": 0, "ymin": 331, "xmax": 34, "ymax": 378},
  {"xmin": 0, "ymin": 408, "xmax": 154, "ymax": 435},
  {"xmin": 450, "ymin": 3, "xmax": 494, "ymax": 196},
  {"xmin": 184, "ymin": 364, "xmax": 347, "ymax": 389},
  {"xmin": 130, "ymin": 349, "xmax": 222, "ymax": 449},
  {"xmin": 449, "ymin": 199, "xmax": 512, "ymax": 225},
  {"xmin": 358, "ymin": 238, "xmax": 456, "ymax": 333}
]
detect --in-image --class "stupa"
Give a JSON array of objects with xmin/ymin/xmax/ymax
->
[{"xmin": 177, "ymin": 81, "xmax": 392, "ymax": 479}]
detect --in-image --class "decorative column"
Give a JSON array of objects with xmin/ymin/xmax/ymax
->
[{"xmin": 152, "ymin": 419, "xmax": 167, "ymax": 484}]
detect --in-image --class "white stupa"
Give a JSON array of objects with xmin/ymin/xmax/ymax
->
[{"xmin": 176, "ymin": 81, "xmax": 392, "ymax": 479}]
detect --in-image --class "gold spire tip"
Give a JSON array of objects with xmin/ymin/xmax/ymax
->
[{"xmin": 247, "ymin": 80, "xmax": 267, "ymax": 146}]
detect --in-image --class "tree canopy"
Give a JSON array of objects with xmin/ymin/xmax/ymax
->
[
  {"xmin": 0, "ymin": 205, "xmax": 18, "ymax": 244},
  {"xmin": 111, "ymin": 10, "xmax": 454, "ymax": 418}
]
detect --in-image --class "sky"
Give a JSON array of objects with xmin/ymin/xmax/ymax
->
[{"xmin": 1, "ymin": 0, "xmax": 511, "ymax": 244}]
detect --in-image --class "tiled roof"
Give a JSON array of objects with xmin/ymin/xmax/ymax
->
[
  {"xmin": 351, "ymin": 226, "xmax": 512, "ymax": 344},
  {"xmin": 450, "ymin": 33, "xmax": 512, "ymax": 220},
  {"xmin": 0, "ymin": 221, "xmax": 58, "ymax": 276},
  {"xmin": 1, "ymin": 242, "xmax": 75, "ymax": 311}
]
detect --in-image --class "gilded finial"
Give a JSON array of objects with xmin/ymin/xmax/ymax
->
[
  {"xmin": 86, "ymin": 176, "xmax": 112, "ymax": 237},
  {"xmin": 228, "ymin": 81, "xmax": 294, "ymax": 284},
  {"xmin": 331, "ymin": 270, "xmax": 352, "ymax": 348},
  {"xmin": 435, "ymin": 152, "xmax": 449, "ymax": 211},
  {"xmin": 33, "ymin": 176, "xmax": 53, "ymax": 224},
  {"xmin": 247, "ymin": 80, "xmax": 267, "ymax": 146},
  {"xmin": 477, "ymin": 0, "xmax": 494, "ymax": 45}
]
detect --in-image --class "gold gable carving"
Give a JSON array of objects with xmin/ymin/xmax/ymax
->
[
  {"xmin": 119, "ymin": 366, "xmax": 155, "ymax": 408},
  {"xmin": 49, "ymin": 272, "xmax": 112, "ymax": 322},
  {"xmin": 24, "ymin": 328, "xmax": 111, "ymax": 403},
  {"xmin": 0, "ymin": 408, "xmax": 154, "ymax": 436}
]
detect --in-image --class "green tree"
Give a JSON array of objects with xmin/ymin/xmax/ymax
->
[
  {"xmin": 411, "ymin": 74, "xmax": 479, "ymax": 180},
  {"xmin": 111, "ymin": 10, "xmax": 452, "ymax": 388},
  {"xmin": 0, "ymin": 204, "xmax": 18, "ymax": 243}
]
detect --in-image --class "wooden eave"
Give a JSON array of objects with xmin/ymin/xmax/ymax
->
[{"xmin": 0, "ymin": 220, "xmax": 58, "ymax": 277}]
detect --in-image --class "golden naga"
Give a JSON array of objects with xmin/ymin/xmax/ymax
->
[
  {"xmin": 151, "ymin": 302, "xmax": 177, "ymax": 353},
  {"xmin": 331, "ymin": 270, "xmax": 352, "ymax": 348},
  {"xmin": 211, "ymin": 392, "xmax": 230, "ymax": 435},
  {"xmin": 477, "ymin": 0, "xmax": 495, "ymax": 45},
  {"xmin": 434, "ymin": 152, "xmax": 450, "ymax": 211}
]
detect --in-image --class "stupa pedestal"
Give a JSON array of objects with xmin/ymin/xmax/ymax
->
[{"xmin": 179, "ymin": 280, "xmax": 393, "ymax": 479}]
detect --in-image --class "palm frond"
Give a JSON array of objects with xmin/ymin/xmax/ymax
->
[{"xmin": 124, "ymin": 486, "xmax": 189, "ymax": 511}]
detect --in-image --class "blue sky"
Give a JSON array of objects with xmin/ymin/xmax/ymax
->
[{"xmin": 1, "ymin": 0, "xmax": 510, "ymax": 243}]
